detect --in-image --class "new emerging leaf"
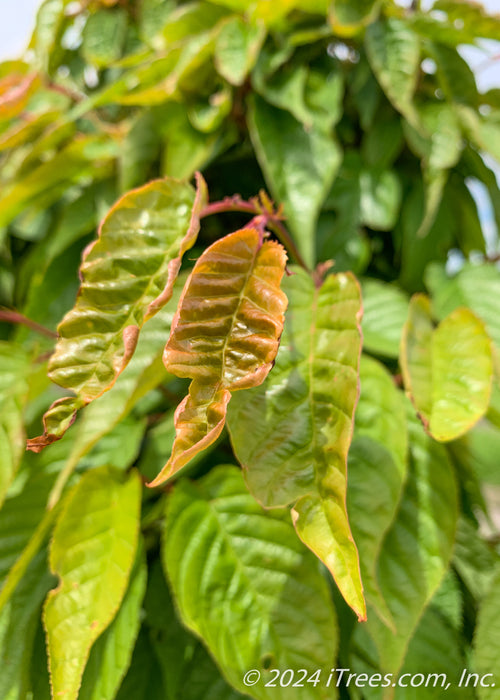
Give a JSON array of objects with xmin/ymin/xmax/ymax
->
[
  {"xmin": 148, "ymin": 227, "xmax": 288, "ymax": 487},
  {"xmin": 27, "ymin": 173, "xmax": 207, "ymax": 452}
]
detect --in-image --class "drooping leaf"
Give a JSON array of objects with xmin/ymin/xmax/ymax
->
[
  {"xmin": 228, "ymin": 268, "xmax": 366, "ymax": 620},
  {"xmin": 365, "ymin": 17, "xmax": 420, "ymax": 125},
  {"xmin": 28, "ymin": 174, "xmax": 207, "ymax": 451},
  {"xmin": 78, "ymin": 542, "xmax": 147, "ymax": 700},
  {"xmin": 473, "ymin": 566, "xmax": 500, "ymax": 700},
  {"xmin": 148, "ymin": 226, "xmax": 288, "ymax": 487},
  {"xmin": 361, "ymin": 278, "xmax": 409, "ymax": 358},
  {"xmin": 248, "ymin": 94, "xmax": 341, "ymax": 268},
  {"xmin": 215, "ymin": 17, "xmax": 265, "ymax": 86},
  {"xmin": 82, "ymin": 8, "xmax": 128, "ymax": 67},
  {"xmin": 400, "ymin": 294, "xmax": 493, "ymax": 441},
  {"xmin": 347, "ymin": 356, "xmax": 408, "ymax": 625},
  {"xmin": 364, "ymin": 408, "xmax": 458, "ymax": 675},
  {"xmin": 453, "ymin": 516, "xmax": 499, "ymax": 603},
  {"xmin": 44, "ymin": 466, "xmax": 141, "ymax": 700},
  {"xmin": 162, "ymin": 465, "xmax": 338, "ymax": 699}
]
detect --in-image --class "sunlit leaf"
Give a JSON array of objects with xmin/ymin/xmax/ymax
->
[
  {"xmin": 401, "ymin": 294, "xmax": 493, "ymax": 441},
  {"xmin": 365, "ymin": 17, "xmax": 420, "ymax": 126},
  {"xmin": 78, "ymin": 543, "xmax": 147, "ymax": 700},
  {"xmin": 148, "ymin": 226, "xmax": 287, "ymax": 487},
  {"xmin": 329, "ymin": 0, "xmax": 380, "ymax": 36},
  {"xmin": 228, "ymin": 268, "xmax": 366, "ymax": 620},
  {"xmin": 163, "ymin": 465, "xmax": 338, "ymax": 699},
  {"xmin": 248, "ymin": 94, "xmax": 341, "ymax": 268},
  {"xmin": 361, "ymin": 278, "xmax": 409, "ymax": 358},
  {"xmin": 44, "ymin": 466, "xmax": 141, "ymax": 700},
  {"xmin": 214, "ymin": 16, "xmax": 265, "ymax": 86},
  {"xmin": 28, "ymin": 174, "xmax": 207, "ymax": 451}
]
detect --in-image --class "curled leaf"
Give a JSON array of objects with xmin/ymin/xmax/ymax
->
[
  {"xmin": 27, "ymin": 173, "xmax": 207, "ymax": 452},
  {"xmin": 148, "ymin": 226, "xmax": 288, "ymax": 487}
]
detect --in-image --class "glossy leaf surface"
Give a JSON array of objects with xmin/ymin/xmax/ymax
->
[
  {"xmin": 44, "ymin": 466, "xmax": 141, "ymax": 700},
  {"xmin": 401, "ymin": 294, "xmax": 493, "ymax": 441},
  {"xmin": 28, "ymin": 175, "xmax": 206, "ymax": 451},
  {"xmin": 163, "ymin": 465, "xmax": 338, "ymax": 699},
  {"xmin": 248, "ymin": 95, "xmax": 341, "ymax": 268},
  {"xmin": 228, "ymin": 268, "xmax": 365, "ymax": 620},
  {"xmin": 148, "ymin": 227, "xmax": 287, "ymax": 487}
]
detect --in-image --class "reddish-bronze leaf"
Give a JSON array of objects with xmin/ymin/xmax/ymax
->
[{"xmin": 148, "ymin": 227, "xmax": 287, "ymax": 487}]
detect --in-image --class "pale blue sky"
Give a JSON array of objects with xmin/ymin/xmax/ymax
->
[{"xmin": 0, "ymin": 0, "xmax": 41, "ymax": 60}]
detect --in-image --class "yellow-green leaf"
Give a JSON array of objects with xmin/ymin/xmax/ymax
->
[
  {"xmin": 228, "ymin": 268, "xmax": 366, "ymax": 620},
  {"xmin": 44, "ymin": 466, "xmax": 141, "ymax": 700},
  {"xmin": 148, "ymin": 226, "xmax": 288, "ymax": 487},
  {"xmin": 401, "ymin": 294, "xmax": 493, "ymax": 441},
  {"xmin": 28, "ymin": 174, "xmax": 207, "ymax": 452}
]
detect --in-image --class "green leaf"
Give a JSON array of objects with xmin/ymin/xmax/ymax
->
[
  {"xmin": 365, "ymin": 17, "xmax": 420, "ymax": 125},
  {"xmin": 473, "ymin": 566, "xmax": 500, "ymax": 700},
  {"xmin": 329, "ymin": 0, "xmax": 380, "ymax": 36},
  {"xmin": 401, "ymin": 294, "xmax": 493, "ymax": 441},
  {"xmin": 0, "ymin": 343, "xmax": 30, "ymax": 506},
  {"xmin": 144, "ymin": 559, "xmax": 245, "ymax": 700},
  {"xmin": 361, "ymin": 278, "xmax": 409, "ymax": 358},
  {"xmin": 430, "ymin": 42, "xmax": 478, "ymax": 107},
  {"xmin": 149, "ymin": 227, "xmax": 287, "ymax": 487},
  {"xmin": 163, "ymin": 464, "xmax": 338, "ymax": 699},
  {"xmin": 347, "ymin": 357, "xmax": 407, "ymax": 627},
  {"xmin": 453, "ymin": 517, "xmax": 499, "ymax": 603},
  {"xmin": 248, "ymin": 94, "xmax": 341, "ymax": 268},
  {"xmin": 82, "ymin": 8, "xmax": 128, "ymax": 67},
  {"xmin": 0, "ymin": 549, "xmax": 54, "ymax": 700},
  {"xmin": 115, "ymin": 628, "xmax": 166, "ymax": 700},
  {"xmin": 365, "ymin": 408, "xmax": 458, "ymax": 674},
  {"xmin": 228, "ymin": 268, "xmax": 366, "ymax": 619},
  {"xmin": 359, "ymin": 168, "xmax": 402, "ymax": 230},
  {"xmin": 426, "ymin": 263, "xmax": 500, "ymax": 374},
  {"xmin": 44, "ymin": 466, "xmax": 142, "ymax": 700},
  {"xmin": 78, "ymin": 542, "xmax": 147, "ymax": 700},
  {"xmin": 450, "ymin": 419, "xmax": 500, "ymax": 487},
  {"xmin": 0, "ymin": 135, "xmax": 117, "ymax": 229},
  {"xmin": 28, "ymin": 174, "xmax": 207, "ymax": 451},
  {"xmin": 361, "ymin": 109, "xmax": 404, "ymax": 169},
  {"xmin": 215, "ymin": 17, "xmax": 265, "ymax": 86}
]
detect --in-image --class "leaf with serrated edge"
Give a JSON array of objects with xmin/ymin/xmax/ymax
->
[
  {"xmin": 228, "ymin": 268, "xmax": 366, "ymax": 620},
  {"xmin": 148, "ymin": 226, "xmax": 287, "ymax": 487},
  {"xmin": 401, "ymin": 294, "xmax": 493, "ymax": 441},
  {"xmin": 78, "ymin": 542, "xmax": 147, "ymax": 700},
  {"xmin": 162, "ymin": 465, "xmax": 338, "ymax": 700},
  {"xmin": 27, "ymin": 173, "xmax": 207, "ymax": 452},
  {"xmin": 43, "ymin": 466, "xmax": 141, "ymax": 700}
]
